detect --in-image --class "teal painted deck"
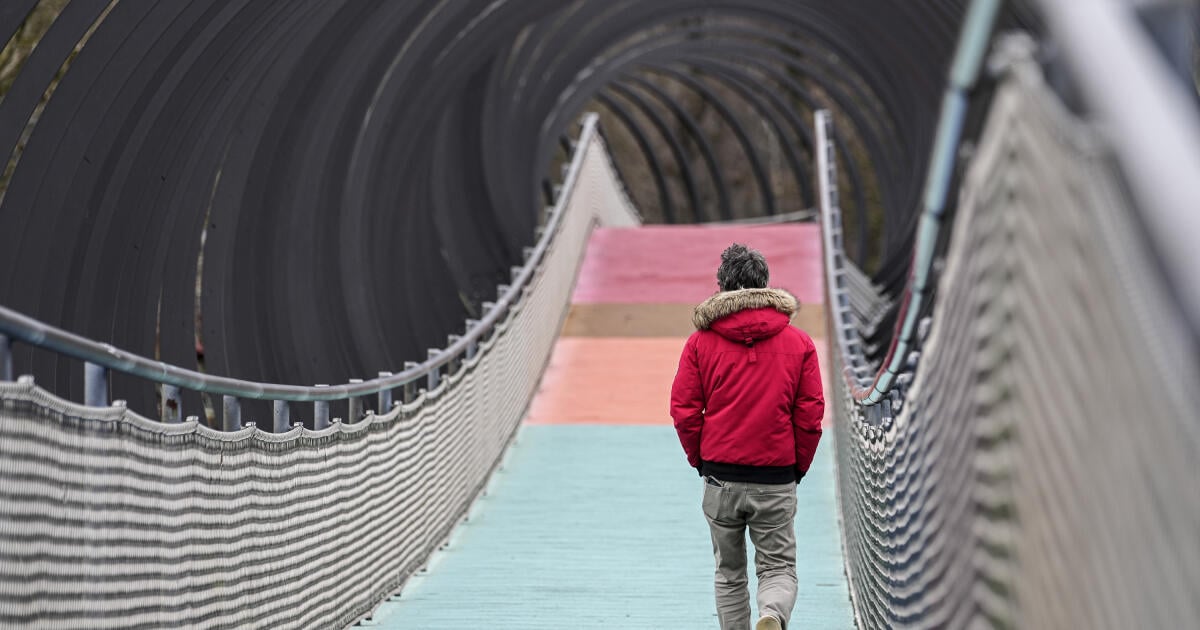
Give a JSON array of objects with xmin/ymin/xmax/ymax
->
[{"xmin": 365, "ymin": 424, "xmax": 853, "ymax": 629}]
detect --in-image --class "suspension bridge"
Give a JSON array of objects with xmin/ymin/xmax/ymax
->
[{"xmin": 0, "ymin": 1, "xmax": 1198, "ymax": 628}]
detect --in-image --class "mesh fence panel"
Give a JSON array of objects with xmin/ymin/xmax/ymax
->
[
  {"xmin": 829, "ymin": 50, "xmax": 1200, "ymax": 628},
  {"xmin": 0, "ymin": 123, "xmax": 639, "ymax": 629}
]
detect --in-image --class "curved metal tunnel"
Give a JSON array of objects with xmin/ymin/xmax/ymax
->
[{"xmin": 0, "ymin": 0, "xmax": 976, "ymax": 420}]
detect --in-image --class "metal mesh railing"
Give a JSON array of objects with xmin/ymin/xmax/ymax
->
[
  {"xmin": 822, "ymin": 41, "xmax": 1200, "ymax": 629},
  {"xmin": 0, "ymin": 115, "xmax": 639, "ymax": 629}
]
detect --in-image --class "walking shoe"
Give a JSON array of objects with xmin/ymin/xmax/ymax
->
[{"xmin": 755, "ymin": 614, "xmax": 782, "ymax": 630}]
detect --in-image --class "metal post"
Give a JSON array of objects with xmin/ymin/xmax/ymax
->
[
  {"xmin": 377, "ymin": 372, "xmax": 393, "ymax": 415},
  {"xmin": 447, "ymin": 336, "xmax": 462, "ymax": 374},
  {"xmin": 84, "ymin": 362, "xmax": 108, "ymax": 406},
  {"xmin": 464, "ymin": 320, "xmax": 479, "ymax": 360},
  {"xmin": 273, "ymin": 400, "xmax": 290, "ymax": 433},
  {"xmin": 481, "ymin": 304, "xmax": 497, "ymax": 340},
  {"xmin": 314, "ymin": 385, "xmax": 330, "ymax": 429},
  {"xmin": 0, "ymin": 334, "xmax": 11, "ymax": 381},
  {"xmin": 222, "ymin": 395, "xmax": 241, "ymax": 432},
  {"xmin": 161, "ymin": 384, "xmax": 182, "ymax": 423},
  {"xmin": 403, "ymin": 362, "xmax": 418, "ymax": 403},
  {"xmin": 493, "ymin": 292, "xmax": 510, "ymax": 321},
  {"xmin": 427, "ymin": 349, "xmax": 441, "ymax": 391},
  {"xmin": 348, "ymin": 378, "xmax": 363, "ymax": 423}
]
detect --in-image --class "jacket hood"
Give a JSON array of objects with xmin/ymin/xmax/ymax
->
[{"xmin": 692, "ymin": 288, "xmax": 799, "ymax": 342}]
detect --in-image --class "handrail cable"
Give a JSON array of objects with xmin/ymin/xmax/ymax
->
[
  {"xmin": 0, "ymin": 115, "xmax": 606, "ymax": 403},
  {"xmin": 823, "ymin": 0, "xmax": 1002, "ymax": 407}
]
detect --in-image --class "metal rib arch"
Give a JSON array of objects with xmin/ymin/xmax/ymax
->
[{"xmin": 0, "ymin": 0, "xmax": 969, "ymax": 417}]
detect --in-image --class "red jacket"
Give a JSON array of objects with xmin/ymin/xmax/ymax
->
[{"xmin": 670, "ymin": 288, "xmax": 824, "ymax": 481}]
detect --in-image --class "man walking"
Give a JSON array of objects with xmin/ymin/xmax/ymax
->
[{"xmin": 670, "ymin": 243, "xmax": 824, "ymax": 630}]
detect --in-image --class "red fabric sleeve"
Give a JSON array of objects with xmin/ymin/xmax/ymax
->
[
  {"xmin": 792, "ymin": 342, "xmax": 825, "ymax": 474},
  {"xmin": 670, "ymin": 334, "xmax": 705, "ymax": 469}
]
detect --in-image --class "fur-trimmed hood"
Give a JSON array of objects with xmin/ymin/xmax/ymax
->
[{"xmin": 692, "ymin": 288, "xmax": 799, "ymax": 331}]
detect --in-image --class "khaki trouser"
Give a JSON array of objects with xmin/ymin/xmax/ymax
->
[{"xmin": 702, "ymin": 477, "xmax": 798, "ymax": 630}]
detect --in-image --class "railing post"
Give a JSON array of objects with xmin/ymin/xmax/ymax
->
[
  {"xmin": 348, "ymin": 379, "xmax": 363, "ymax": 423},
  {"xmin": 377, "ymin": 372, "xmax": 392, "ymax": 415},
  {"xmin": 427, "ymin": 349, "xmax": 441, "ymax": 391},
  {"xmin": 222, "ymin": 395, "xmax": 241, "ymax": 431},
  {"xmin": 0, "ymin": 334, "xmax": 11, "ymax": 381},
  {"xmin": 464, "ymin": 320, "xmax": 479, "ymax": 360},
  {"xmin": 161, "ymin": 385, "xmax": 182, "ymax": 423},
  {"xmin": 273, "ymin": 400, "xmax": 290, "ymax": 432},
  {"xmin": 403, "ymin": 362, "xmax": 418, "ymax": 403},
  {"xmin": 314, "ymin": 385, "xmax": 330, "ymax": 429},
  {"xmin": 483, "ymin": 303, "xmax": 498, "ymax": 341},
  {"xmin": 447, "ymin": 336, "xmax": 462, "ymax": 374},
  {"xmin": 84, "ymin": 362, "xmax": 108, "ymax": 406}
]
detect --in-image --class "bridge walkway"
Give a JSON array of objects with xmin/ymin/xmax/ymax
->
[{"xmin": 366, "ymin": 225, "xmax": 853, "ymax": 629}]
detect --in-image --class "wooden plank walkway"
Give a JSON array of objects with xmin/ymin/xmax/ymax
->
[{"xmin": 365, "ymin": 226, "xmax": 852, "ymax": 628}]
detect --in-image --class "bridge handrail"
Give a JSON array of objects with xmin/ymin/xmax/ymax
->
[
  {"xmin": 0, "ymin": 115, "xmax": 607, "ymax": 407},
  {"xmin": 822, "ymin": 2, "xmax": 1200, "ymax": 623},
  {"xmin": 820, "ymin": 0, "xmax": 1003, "ymax": 408},
  {"xmin": 823, "ymin": 0, "xmax": 1200, "ymax": 411},
  {"xmin": 0, "ymin": 109, "xmax": 640, "ymax": 629}
]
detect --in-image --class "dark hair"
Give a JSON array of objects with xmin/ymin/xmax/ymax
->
[{"xmin": 717, "ymin": 243, "xmax": 768, "ymax": 291}]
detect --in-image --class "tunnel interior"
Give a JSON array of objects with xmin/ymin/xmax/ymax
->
[{"xmin": 0, "ymin": 0, "xmax": 1026, "ymax": 422}]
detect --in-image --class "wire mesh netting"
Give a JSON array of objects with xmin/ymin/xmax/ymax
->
[
  {"xmin": 0, "ymin": 124, "xmax": 639, "ymax": 629},
  {"xmin": 827, "ymin": 49, "xmax": 1200, "ymax": 629}
]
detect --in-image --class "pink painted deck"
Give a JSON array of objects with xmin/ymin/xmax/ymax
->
[
  {"xmin": 528, "ymin": 224, "xmax": 828, "ymax": 426},
  {"xmin": 571, "ymin": 225, "xmax": 824, "ymax": 306}
]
